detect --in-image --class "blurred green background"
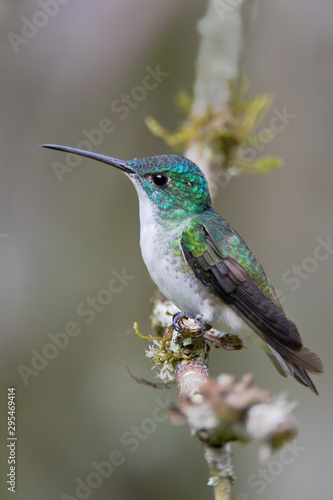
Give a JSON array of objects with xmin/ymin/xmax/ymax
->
[{"xmin": 0, "ymin": 1, "xmax": 332, "ymax": 499}]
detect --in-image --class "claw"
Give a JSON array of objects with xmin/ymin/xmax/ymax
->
[
  {"xmin": 172, "ymin": 311, "xmax": 211, "ymax": 337},
  {"xmin": 172, "ymin": 311, "xmax": 190, "ymax": 333}
]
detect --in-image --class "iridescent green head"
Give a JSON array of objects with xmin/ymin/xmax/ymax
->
[
  {"xmin": 42, "ymin": 145, "xmax": 212, "ymax": 220},
  {"xmin": 128, "ymin": 154, "xmax": 211, "ymax": 217}
]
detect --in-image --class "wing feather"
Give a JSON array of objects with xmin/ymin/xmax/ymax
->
[{"xmin": 181, "ymin": 222, "xmax": 323, "ymax": 393}]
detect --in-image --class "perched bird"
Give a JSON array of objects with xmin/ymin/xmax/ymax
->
[{"xmin": 43, "ymin": 145, "xmax": 323, "ymax": 394}]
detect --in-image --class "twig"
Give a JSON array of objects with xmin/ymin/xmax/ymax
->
[
  {"xmin": 205, "ymin": 445, "xmax": 233, "ymax": 500},
  {"xmin": 126, "ymin": 367, "xmax": 174, "ymax": 389}
]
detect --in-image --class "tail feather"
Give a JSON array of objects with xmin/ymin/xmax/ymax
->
[
  {"xmin": 293, "ymin": 365, "xmax": 319, "ymax": 396},
  {"xmin": 269, "ymin": 345, "xmax": 323, "ymax": 395}
]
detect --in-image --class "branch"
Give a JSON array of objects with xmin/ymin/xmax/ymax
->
[
  {"xmin": 141, "ymin": 313, "xmax": 298, "ymax": 500},
  {"xmin": 185, "ymin": 0, "xmax": 258, "ymax": 187}
]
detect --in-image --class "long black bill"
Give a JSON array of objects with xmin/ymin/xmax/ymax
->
[{"xmin": 41, "ymin": 144, "xmax": 135, "ymax": 174}]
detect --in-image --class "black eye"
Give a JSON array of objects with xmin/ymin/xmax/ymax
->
[{"xmin": 152, "ymin": 174, "xmax": 168, "ymax": 187}]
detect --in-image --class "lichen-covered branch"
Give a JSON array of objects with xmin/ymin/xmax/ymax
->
[
  {"xmin": 140, "ymin": 314, "xmax": 298, "ymax": 500},
  {"xmin": 173, "ymin": 371, "xmax": 298, "ymax": 453},
  {"xmin": 205, "ymin": 445, "xmax": 233, "ymax": 500}
]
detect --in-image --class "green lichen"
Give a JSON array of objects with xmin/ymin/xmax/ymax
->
[
  {"xmin": 145, "ymin": 75, "xmax": 282, "ymax": 176},
  {"xmin": 134, "ymin": 321, "xmax": 208, "ymax": 379}
]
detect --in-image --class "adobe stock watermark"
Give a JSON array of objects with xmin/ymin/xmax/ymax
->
[
  {"xmin": 51, "ymin": 64, "xmax": 169, "ymax": 183},
  {"xmin": 8, "ymin": 0, "xmax": 71, "ymax": 54},
  {"xmin": 17, "ymin": 268, "xmax": 135, "ymax": 386},
  {"xmin": 275, "ymin": 235, "xmax": 333, "ymax": 305},
  {"xmin": 209, "ymin": 105, "xmax": 296, "ymax": 198},
  {"xmin": 61, "ymin": 396, "xmax": 170, "ymax": 500},
  {"xmin": 236, "ymin": 441, "xmax": 306, "ymax": 499}
]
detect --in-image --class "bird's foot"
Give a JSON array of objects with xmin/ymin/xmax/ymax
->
[{"xmin": 172, "ymin": 312, "xmax": 211, "ymax": 338}]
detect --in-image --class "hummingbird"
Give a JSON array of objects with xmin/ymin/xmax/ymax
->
[{"xmin": 42, "ymin": 144, "xmax": 323, "ymax": 394}]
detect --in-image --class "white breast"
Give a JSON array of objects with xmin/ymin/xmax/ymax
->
[{"xmin": 135, "ymin": 188, "xmax": 208, "ymax": 313}]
